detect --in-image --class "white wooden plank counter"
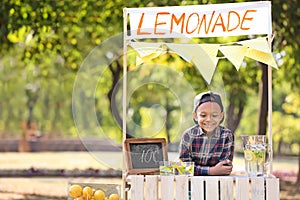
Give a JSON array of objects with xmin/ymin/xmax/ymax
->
[{"xmin": 125, "ymin": 175, "xmax": 280, "ymax": 200}]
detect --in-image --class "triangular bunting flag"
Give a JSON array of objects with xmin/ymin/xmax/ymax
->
[
  {"xmin": 246, "ymin": 48, "xmax": 278, "ymax": 69},
  {"xmin": 130, "ymin": 38, "xmax": 278, "ymax": 82},
  {"xmin": 136, "ymin": 56, "xmax": 143, "ymax": 66},
  {"xmin": 193, "ymin": 56, "xmax": 219, "ymax": 84},
  {"xmin": 129, "ymin": 42, "xmax": 163, "ymax": 57},
  {"xmin": 167, "ymin": 43, "xmax": 194, "ymax": 62},
  {"xmin": 238, "ymin": 37, "xmax": 271, "ymax": 53},
  {"xmin": 199, "ymin": 44, "xmax": 220, "ymax": 61},
  {"xmin": 130, "ymin": 42, "xmax": 166, "ymax": 65},
  {"xmin": 167, "ymin": 43, "xmax": 219, "ymax": 83},
  {"xmin": 219, "ymin": 45, "xmax": 248, "ymax": 70},
  {"xmin": 190, "ymin": 45, "xmax": 219, "ymax": 83}
]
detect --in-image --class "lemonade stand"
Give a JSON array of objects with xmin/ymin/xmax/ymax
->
[{"xmin": 122, "ymin": 1, "xmax": 279, "ymax": 199}]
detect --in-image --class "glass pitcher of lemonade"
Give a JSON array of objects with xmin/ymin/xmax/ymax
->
[{"xmin": 241, "ymin": 135, "xmax": 271, "ymax": 177}]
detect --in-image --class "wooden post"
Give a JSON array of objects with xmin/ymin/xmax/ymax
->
[
  {"xmin": 18, "ymin": 121, "xmax": 30, "ymax": 152},
  {"xmin": 123, "ymin": 8, "xmax": 128, "ymax": 200},
  {"xmin": 267, "ymin": 33, "xmax": 274, "ymax": 176}
]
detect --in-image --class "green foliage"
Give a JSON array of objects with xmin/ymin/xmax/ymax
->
[
  {"xmin": 0, "ymin": 0, "xmax": 126, "ymax": 138},
  {"xmin": 272, "ymin": 0, "xmax": 300, "ymax": 87},
  {"xmin": 0, "ymin": 0, "xmax": 299, "ymax": 156}
]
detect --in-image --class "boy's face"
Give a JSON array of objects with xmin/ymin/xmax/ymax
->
[{"xmin": 193, "ymin": 101, "xmax": 224, "ymax": 134}]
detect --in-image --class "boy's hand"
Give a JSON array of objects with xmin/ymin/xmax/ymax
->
[
  {"xmin": 222, "ymin": 159, "xmax": 232, "ymax": 166},
  {"xmin": 209, "ymin": 160, "xmax": 233, "ymax": 175}
]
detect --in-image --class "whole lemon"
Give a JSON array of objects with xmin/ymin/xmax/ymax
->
[
  {"xmin": 93, "ymin": 189, "xmax": 105, "ymax": 200},
  {"xmin": 69, "ymin": 184, "xmax": 83, "ymax": 198},
  {"xmin": 82, "ymin": 186, "xmax": 93, "ymax": 200},
  {"xmin": 109, "ymin": 193, "xmax": 119, "ymax": 200}
]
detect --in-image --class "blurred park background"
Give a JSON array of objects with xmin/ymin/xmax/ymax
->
[{"xmin": 0, "ymin": 0, "xmax": 300, "ymax": 199}]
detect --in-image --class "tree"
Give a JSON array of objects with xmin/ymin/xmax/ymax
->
[
  {"xmin": 271, "ymin": 0, "xmax": 300, "ymax": 184},
  {"xmin": 0, "ymin": 0, "xmax": 127, "ymax": 140},
  {"xmin": 257, "ymin": 63, "xmax": 268, "ymax": 136},
  {"xmin": 0, "ymin": 0, "xmax": 299, "ymax": 166}
]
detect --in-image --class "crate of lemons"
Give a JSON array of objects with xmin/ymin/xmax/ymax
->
[{"xmin": 68, "ymin": 183, "xmax": 120, "ymax": 200}]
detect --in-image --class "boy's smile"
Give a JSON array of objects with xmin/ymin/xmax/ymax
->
[{"xmin": 193, "ymin": 101, "xmax": 224, "ymax": 134}]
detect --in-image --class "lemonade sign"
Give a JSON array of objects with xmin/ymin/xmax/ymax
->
[{"xmin": 126, "ymin": 1, "xmax": 272, "ymax": 39}]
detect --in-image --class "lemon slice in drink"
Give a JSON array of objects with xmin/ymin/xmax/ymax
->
[
  {"xmin": 254, "ymin": 150, "xmax": 265, "ymax": 164},
  {"xmin": 244, "ymin": 150, "xmax": 255, "ymax": 161}
]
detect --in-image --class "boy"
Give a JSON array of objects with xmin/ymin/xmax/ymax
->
[{"xmin": 179, "ymin": 91, "xmax": 234, "ymax": 175}]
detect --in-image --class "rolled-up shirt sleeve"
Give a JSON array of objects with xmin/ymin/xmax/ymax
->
[
  {"xmin": 195, "ymin": 165, "xmax": 210, "ymax": 175},
  {"xmin": 222, "ymin": 129, "xmax": 234, "ymax": 162}
]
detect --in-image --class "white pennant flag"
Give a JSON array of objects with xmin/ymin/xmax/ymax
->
[
  {"xmin": 238, "ymin": 37, "xmax": 271, "ymax": 53},
  {"xmin": 167, "ymin": 44, "xmax": 219, "ymax": 83},
  {"xmin": 219, "ymin": 45, "xmax": 248, "ymax": 70},
  {"xmin": 130, "ymin": 42, "xmax": 166, "ymax": 65},
  {"xmin": 237, "ymin": 37, "xmax": 278, "ymax": 68},
  {"xmin": 246, "ymin": 48, "xmax": 278, "ymax": 69},
  {"xmin": 191, "ymin": 44, "xmax": 219, "ymax": 83},
  {"xmin": 130, "ymin": 42, "xmax": 163, "ymax": 57},
  {"xmin": 167, "ymin": 43, "xmax": 194, "ymax": 62},
  {"xmin": 199, "ymin": 44, "xmax": 220, "ymax": 64}
]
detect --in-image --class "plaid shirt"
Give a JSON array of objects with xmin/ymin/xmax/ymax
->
[{"xmin": 179, "ymin": 125, "xmax": 234, "ymax": 175}]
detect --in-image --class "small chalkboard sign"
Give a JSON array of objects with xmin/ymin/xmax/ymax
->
[{"xmin": 124, "ymin": 138, "xmax": 168, "ymax": 175}]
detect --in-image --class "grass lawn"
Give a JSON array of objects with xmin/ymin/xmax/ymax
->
[
  {"xmin": 0, "ymin": 152, "xmax": 298, "ymax": 199},
  {"xmin": 0, "ymin": 151, "xmax": 298, "ymax": 182},
  {"xmin": 0, "ymin": 151, "xmax": 122, "ymax": 170},
  {"xmin": 0, "ymin": 151, "xmax": 298, "ymax": 172}
]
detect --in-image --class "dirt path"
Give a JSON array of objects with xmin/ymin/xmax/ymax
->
[
  {"xmin": 0, "ymin": 152, "xmax": 298, "ymax": 199},
  {"xmin": 0, "ymin": 177, "xmax": 122, "ymax": 199},
  {"xmin": 0, "ymin": 178, "xmax": 299, "ymax": 200}
]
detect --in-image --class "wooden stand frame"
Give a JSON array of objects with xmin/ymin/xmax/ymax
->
[{"xmin": 122, "ymin": 2, "xmax": 276, "ymax": 199}]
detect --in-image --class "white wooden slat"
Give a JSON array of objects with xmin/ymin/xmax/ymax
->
[
  {"xmin": 235, "ymin": 177, "xmax": 249, "ymax": 200},
  {"xmin": 131, "ymin": 175, "xmax": 144, "ymax": 200},
  {"xmin": 251, "ymin": 177, "xmax": 265, "ymax": 200},
  {"xmin": 175, "ymin": 175, "xmax": 189, "ymax": 200},
  {"xmin": 161, "ymin": 176, "xmax": 174, "ymax": 200},
  {"xmin": 266, "ymin": 178, "xmax": 280, "ymax": 200},
  {"xmin": 191, "ymin": 176, "xmax": 204, "ymax": 200},
  {"xmin": 220, "ymin": 177, "xmax": 234, "ymax": 200},
  {"xmin": 127, "ymin": 175, "xmax": 280, "ymax": 200},
  {"xmin": 145, "ymin": 175, "xmax": 158, "ymax": 200},
  {"xmin": 205, "ymin": 177, "xmax": 219, "ymax": 200}
]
